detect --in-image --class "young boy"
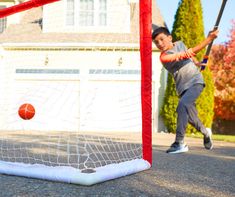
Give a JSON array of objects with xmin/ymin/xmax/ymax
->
[{"xmin": 152, "ymin": 27, "xmax": 218, "ymax": 154}]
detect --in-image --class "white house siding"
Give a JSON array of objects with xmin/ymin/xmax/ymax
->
[
  {"xmin": 0, "ymin": 44, "xmax": 166, "ymax": 133},
  {"xmin": 0, "ymin": 0, "xmax": 166, "ymax": 133},
  {"xmin": 152, "ymin": 50, "xmax": 167, "ymax": 132},
  {"xmin": 0, "ymin": 47, "xmax": 9, "ymax": 128},
  {"xmin": 43, "ymin": 0, "xmax": 131, "ymax": 33},
  {"xmin": 42, "ymin": 0, "xmax": 65, "ymax": 33}
]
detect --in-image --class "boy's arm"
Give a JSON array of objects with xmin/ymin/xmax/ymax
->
[
  {"xmin": 160, "ymin": 29, "xmax": 219, "ymax": 64},
  {"xmin": 191, "ymin": 56, "xmax": 207, "ymax": 68},
  {"xmin": 191, "ymin": 29, "xmax": 219, "ymax": 54},
  {"xmin": 160, "ymin": 48, "xmax": 195, "ymax": 63},
  {"xmin": 191, "ymin": 56, "xmax": 200, "ymax": 67}
]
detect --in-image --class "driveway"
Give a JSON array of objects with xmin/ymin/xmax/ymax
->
[{"xmin": 0, "ymin": 133, "xmax": 234, "ymax": 197}]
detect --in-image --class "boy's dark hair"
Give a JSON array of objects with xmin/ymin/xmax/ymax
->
[{"xmin": 152, "ymin": 27, "xmax": 170, "ymax": 40}]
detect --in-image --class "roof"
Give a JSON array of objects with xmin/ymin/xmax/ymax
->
[{"xmin": 0, "ymin": 0, "xmax": 165, "ymax": 44}]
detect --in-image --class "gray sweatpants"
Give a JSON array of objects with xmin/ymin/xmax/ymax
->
[{"xmin": 175, "ymin": 84, "xmax": 208, "ymax": 143}]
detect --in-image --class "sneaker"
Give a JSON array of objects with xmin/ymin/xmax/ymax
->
[
  {"xmin": 166, "ymin": 142, "xmax": 189, "ymax": 154},
  {"xmin": 204, "ymin": 128, "xmax": 213, "ymax": 150}
]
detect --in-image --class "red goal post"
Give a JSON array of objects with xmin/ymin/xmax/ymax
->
[{"xmin": 140, "ymin": 0, "xmax": 152, "ymax": 165}]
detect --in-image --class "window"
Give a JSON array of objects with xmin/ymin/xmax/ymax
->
[
  {"xmin": 66, "ymin": 0, "xmax": 107, "ymax": 27},
  {"xmin": 66, "ymin": 0, "xmax": 75, "ymax": 26},
  {"xmin": 98, "ymin": 0, "xmax": 107, "ymax": 26},
  {"xmin": 0, "ymin": 6, "xmax": 7, "ymax": 33},
  {"xmin": 79, "ymin": 0, "xmax": 94, "ymax": 26}
]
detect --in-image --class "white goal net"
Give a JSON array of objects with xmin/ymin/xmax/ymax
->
[{"xmin": 0, "ymin": 0, "xmax": 151, "ymax": 185}]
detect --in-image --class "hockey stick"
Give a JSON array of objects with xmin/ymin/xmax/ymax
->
[{"xmin": 201, "ymin": 0, "xmax": 228, "ymax": 71}]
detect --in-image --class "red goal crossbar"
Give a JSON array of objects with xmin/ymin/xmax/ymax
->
[{"xmin": 0, "ymin": 0, "xmax": 60, "ymax": 18}]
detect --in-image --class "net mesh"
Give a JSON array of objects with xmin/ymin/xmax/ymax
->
[
  {"xmin": 0, "ymin": 131, "xmax": 142, "ymax": 170},
  {"xmin": 0, "ymin": 0, "xmax": 144, "ymax": 177}
]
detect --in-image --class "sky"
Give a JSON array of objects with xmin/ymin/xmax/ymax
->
[{"xmin": 157, "ymin": 0, "xmax": 235, "ymax": 44}]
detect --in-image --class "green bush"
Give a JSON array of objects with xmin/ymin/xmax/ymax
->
[
  {"xmin": 160, "ymin": 74, "xmax": 178, "ymax": 133},
  {"xmin": 189, "ymin": 67, "xmax": 214, "ymax": 133}
]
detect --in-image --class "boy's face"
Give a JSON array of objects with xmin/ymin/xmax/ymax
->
[{"xmin": 153, "ymin": 33, "xmax": 173, "ymax": 51}]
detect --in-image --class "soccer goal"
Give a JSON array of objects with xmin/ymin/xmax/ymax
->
[{"xmin": 0, "ymin": 0, "xmax": 152, "ymax": 185}]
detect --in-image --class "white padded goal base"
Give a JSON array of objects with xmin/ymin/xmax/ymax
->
[{"xmin": 0, "ymin": 159, "xmax": 151, "ymax": 185}]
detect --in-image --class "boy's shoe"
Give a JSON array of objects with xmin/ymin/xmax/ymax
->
[
  {"xmin": 166, "ymin": 142, "xmax": 189, "ymax": 154},
  {"xmin": 204, "ymin": 128, "xmax": 213, "ymax": 150}
]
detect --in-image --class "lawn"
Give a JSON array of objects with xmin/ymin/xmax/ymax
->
[{"xmin": 187, "ymin": 133, "xmax": 235, "ymax": 143}]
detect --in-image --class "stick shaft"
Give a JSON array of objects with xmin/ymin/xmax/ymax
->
[
  {"xmin": 205, "ymin": 0, "xmax": 228, "ymax": 56},
  {"xmin": 201, "ymin": 0, "xmax": 228, "ymax": 70}
]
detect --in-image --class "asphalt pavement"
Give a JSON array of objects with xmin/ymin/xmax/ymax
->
[{"xmin": 0, "ymin": 133, "xmax": 234, "ymax": 197}]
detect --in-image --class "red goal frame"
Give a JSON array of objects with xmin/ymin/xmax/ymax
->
[
  {"xmin": 0, "ymin": 0, "xmax": 153, "ymax": 165},
  {"xmin": 140, "ymin": 0, "xmax": 152, "ymax": 165}
]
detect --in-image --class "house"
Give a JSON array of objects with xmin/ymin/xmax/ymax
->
[{"xmin": 0, "ymin": 0, "xmax": 167, "ymax": 132}]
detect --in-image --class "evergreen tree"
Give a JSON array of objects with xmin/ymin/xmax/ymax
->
[{"xmin": 161, "ymin": 0, "xmax": 214, "ymax": 133}]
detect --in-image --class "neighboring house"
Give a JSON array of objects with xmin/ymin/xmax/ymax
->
[{"xmin": 0, "ymin": 0, "xmax": 167, "ymax": 132}]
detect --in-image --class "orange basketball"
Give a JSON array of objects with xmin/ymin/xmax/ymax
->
[{"xmin": 18, "ymin": 103, "xmax": 35, "ymax": 120}]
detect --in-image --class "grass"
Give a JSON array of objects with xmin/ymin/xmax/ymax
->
[{"xmin": 186, "ymin": 133, "xmax": 235, "ymax": 143}]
